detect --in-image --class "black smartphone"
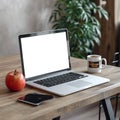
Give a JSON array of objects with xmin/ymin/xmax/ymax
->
[{"xmin": 17, "ymin": 93, "xmax": 53, "ymax": 106}]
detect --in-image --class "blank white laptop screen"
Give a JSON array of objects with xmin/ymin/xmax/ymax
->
[
  {"xmin": 19, "ymin": 29, "xmax": 110, "ymax": 96},
  {"xmin": 19, "ymin": 30, "xmax": 70, "ymax": 79}
]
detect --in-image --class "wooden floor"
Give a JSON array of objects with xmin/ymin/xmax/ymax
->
[{"xmin": 61, "ymin": 101, "xmax": 120, "ymax": 120}]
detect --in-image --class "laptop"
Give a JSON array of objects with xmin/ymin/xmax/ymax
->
[{"xmin": 19, "ymin": 29, "xmax": 110, "ymax": 96}]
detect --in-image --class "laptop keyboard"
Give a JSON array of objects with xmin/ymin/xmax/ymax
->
[{"xmin": 34, "ymin": 72, "xmax": 88, "ymax": 87}]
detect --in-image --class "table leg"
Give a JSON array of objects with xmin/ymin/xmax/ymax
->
[
  {"xmin": 114, "ymin": 94, "xmax": 119, "ymax": 118},
  {"xmin": 52, "ymin": 116, "xmax": 60, "ymax": 120},
  {"xmin": 98, "ymin": 101, "xmax": 102, "ymax": 120},
  {"xmin": 101, "ymin": 98, "xmax": 115, "ymax": 120}
]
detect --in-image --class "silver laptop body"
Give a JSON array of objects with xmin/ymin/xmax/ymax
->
[{"xmin": 19, "ymin": 29, "xmax": 110, "ymax": 96}]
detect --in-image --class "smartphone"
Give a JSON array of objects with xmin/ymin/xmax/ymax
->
[{"xmin": 17, "ymin": 93, "xmax": 53, "ymax": 106}]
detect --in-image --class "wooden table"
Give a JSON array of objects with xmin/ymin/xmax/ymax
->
[{"xmin": 0, "ymin": 55, "xmax": 120, "ymax": 120}]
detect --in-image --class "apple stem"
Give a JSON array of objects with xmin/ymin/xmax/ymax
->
[{"xmin": 14, "ymin": 70, "xmax": 17, "ymax": 75}]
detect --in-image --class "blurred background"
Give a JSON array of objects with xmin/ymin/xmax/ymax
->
[{"xmin": 0, "ymin": 0, "xmax": 119, "ymax": 64}]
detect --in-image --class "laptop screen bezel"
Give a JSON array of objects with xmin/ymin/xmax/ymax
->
[{"xmin": 18, "ymin": 29, "xmax": 71, "ymax": 81}]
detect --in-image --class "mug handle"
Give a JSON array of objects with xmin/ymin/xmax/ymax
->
[{"xmin": 102, "ymin": 58, "xmax": 107, "ymax": 68}]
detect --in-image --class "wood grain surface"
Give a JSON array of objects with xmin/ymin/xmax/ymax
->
[{"xmin": 0, "ymin": 55, "xmax": 120, "ymax": 120}]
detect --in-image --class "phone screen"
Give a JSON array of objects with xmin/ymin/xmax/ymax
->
[{"xmin": 17, "ymin": 93, "xmax": 53, "ymax": 106}]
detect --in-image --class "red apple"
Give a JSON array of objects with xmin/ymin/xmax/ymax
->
[{"xmin": 5, "ymin": 70, "xmax": 26, "ymax": 91}]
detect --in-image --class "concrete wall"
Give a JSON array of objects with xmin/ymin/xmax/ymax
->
[
  {"xmin": 115, "ymin": 0, "xmax": 120, "ymax": 27},
  {"xmin": 115, "ymin": 0, "xmax": 120, "ymax": 51},
  {"xmin": 0, "ymin": 0, "xmax": 56, "ymax": 57}
]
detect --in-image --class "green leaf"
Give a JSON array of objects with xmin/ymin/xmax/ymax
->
[{"xmin": 49, "ymin": 0, "xmax": 109, "ymax": 58}]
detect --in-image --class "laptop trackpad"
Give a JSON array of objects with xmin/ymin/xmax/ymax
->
[{"xmin": 68, "ymin": 80, "xmax": 92, "ymax": 88}]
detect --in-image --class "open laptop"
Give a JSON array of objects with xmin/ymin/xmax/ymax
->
[{"xmin": 19, "ymin": 29, "xmax": 110, "ymax": 96}]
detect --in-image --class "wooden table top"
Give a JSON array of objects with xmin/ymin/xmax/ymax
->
[{"xmin": 0, "ymin": 55, "xmax": 120, "ymax": 120}]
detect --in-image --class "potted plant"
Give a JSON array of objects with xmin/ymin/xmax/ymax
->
[{"xmin": 49, "ymin": 0, "xmax": 108, "ymax": 58}]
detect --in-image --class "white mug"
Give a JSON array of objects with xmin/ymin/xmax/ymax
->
[{"xmin": 87, "ymin": 54, "xmax": 107, "ymax": 73}]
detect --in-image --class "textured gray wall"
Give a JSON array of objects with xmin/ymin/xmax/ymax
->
[{"xmin": 0, "ymin": 0, "xmax": 56, "ymax": 56}]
